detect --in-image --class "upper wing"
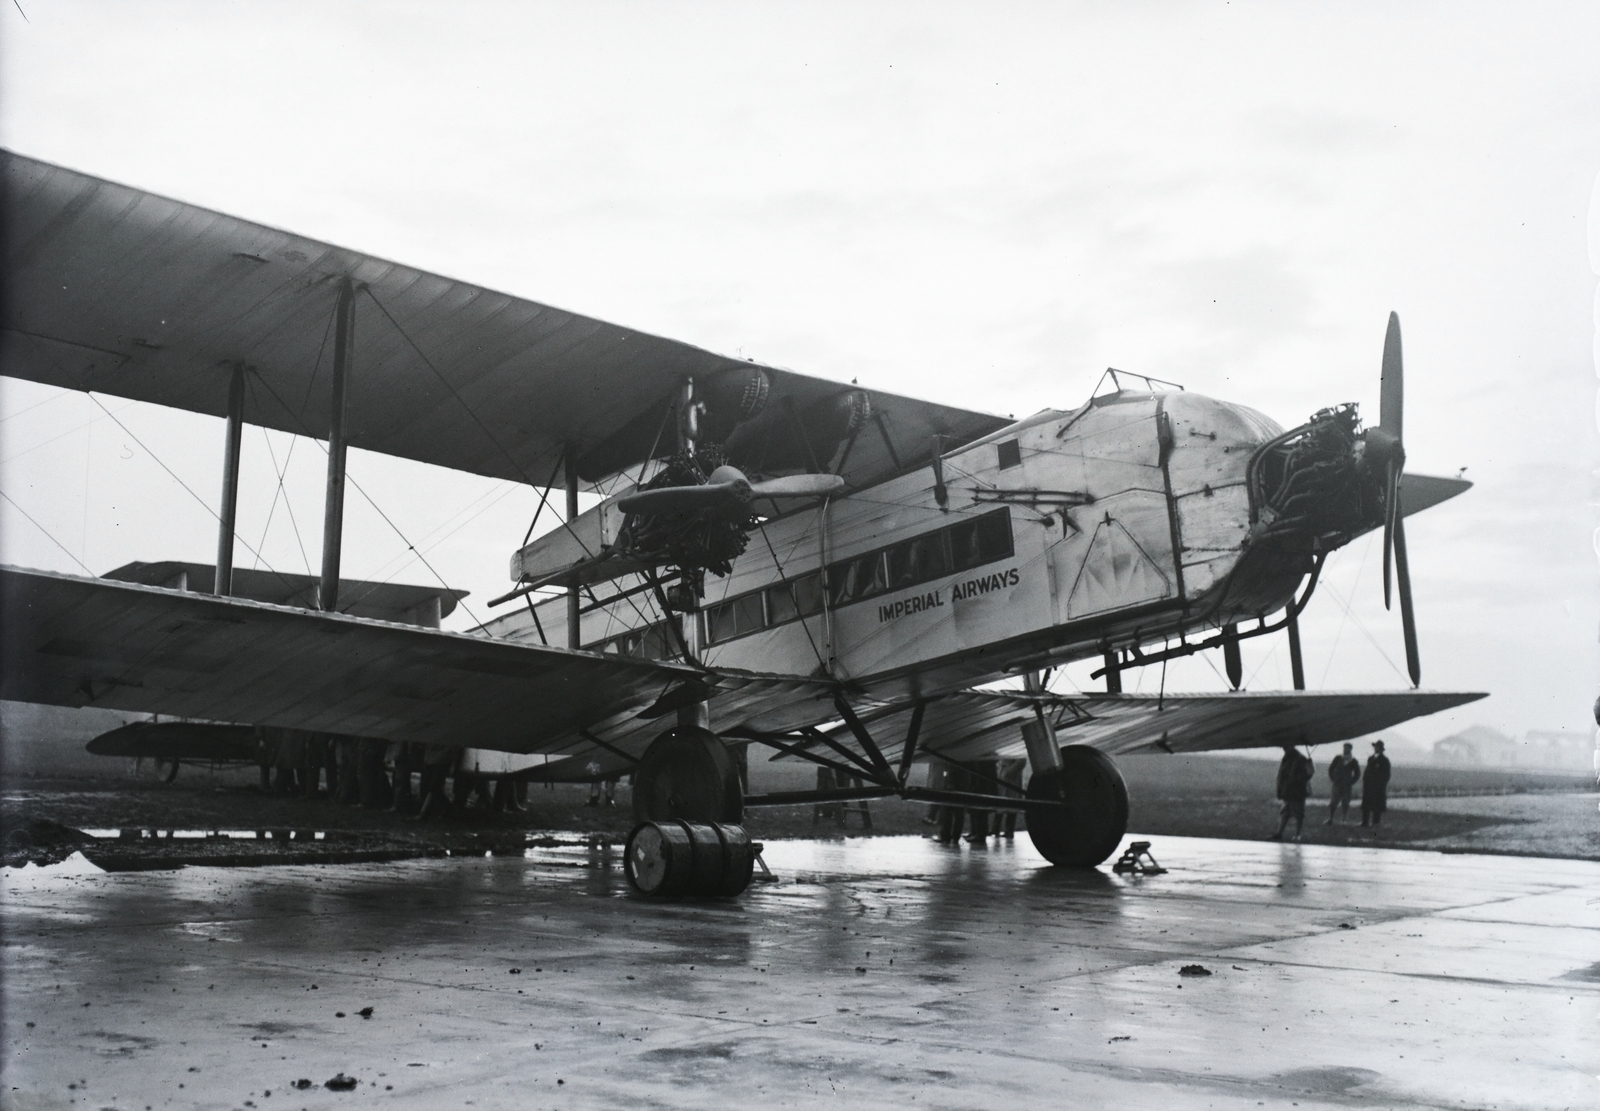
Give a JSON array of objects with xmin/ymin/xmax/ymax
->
[
  {"xmin": 793, "ymin": 687, "xmax": 1485, "ymax": 767},
  {"xmin": 0, "ymin": 565, "xmax": 838, "ymax": 775},
  {"xmin": 1, "ymin": 150, "xmax": 1007, "ymax": 491}
]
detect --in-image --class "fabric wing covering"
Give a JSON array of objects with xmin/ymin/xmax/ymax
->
[
  {"xmin": 1, "ymin": 567, "xmax": 1483, "ymax": 783},
  {"xmin": 1, "ymin": 150, "xmax": 1007, "ymax": 491},
  {"xmin": 810, "ymin": 688, "xmax": 1485, "ymax": 767},
  {"xmin": 0, "ymin": 567, "xmax": 838, "ymax": 778}
]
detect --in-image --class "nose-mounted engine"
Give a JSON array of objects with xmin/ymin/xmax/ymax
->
[{"xmin": 1246, "ymin": 402, "xmax": 1388, "ymax": 552}]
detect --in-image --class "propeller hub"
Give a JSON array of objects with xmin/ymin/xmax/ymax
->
[{"xmin": 1362, "ymin": 427, "xmax": 1405, "ymax": 471}]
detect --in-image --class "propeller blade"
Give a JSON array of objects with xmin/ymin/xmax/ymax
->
[
  {"xmin": 1380, "ymin": 311, "xmax": 1403, "ymax": 438},
  {"xmin": 616, "ymin": 483, "xmax": 743, "ymax": 516},
  {"xmin": 1381, "ymin": 461, "xmax": 1399, "ymax": 610},
  {"xmin": 749, "ymin": 473, "xmax": 847, "ymax": 500},
  {"xmin": 1392, "ymin": 509, "xmax": 1421, "ymax": 687}
]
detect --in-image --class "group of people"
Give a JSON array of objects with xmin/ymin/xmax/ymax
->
[
  {"xmin": 1272, "ymin": 739, "xmax": 1392, "ymax": 840},
  {"xmin": 924, "ymin": 757, "xmax": 1027, "ymax": 844},
  {"xmin": 254, "ymin": 729, "xmax": 525, "ymax": 818}
]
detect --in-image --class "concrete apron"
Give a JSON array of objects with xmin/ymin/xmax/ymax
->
[{"xmin": 2, "ymin": 834, "xmax": 1596, "ymax": 1110}]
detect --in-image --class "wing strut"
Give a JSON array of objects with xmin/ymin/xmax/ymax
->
[
  {"xmin": 565, "ymin": 445, "xmax": 581, "ymax": 649},
  {"xmin": 215, "ymin": 362, "xmax": 246, "ymax": 597},
  {"xmin": 318, "ymin": 277, "xmax": 356, "ymax": 612}
]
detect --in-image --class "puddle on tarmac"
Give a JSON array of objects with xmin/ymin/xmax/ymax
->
[{"xmin": 83, "ymin": 829, "xmax": 349, "ymax": 841}]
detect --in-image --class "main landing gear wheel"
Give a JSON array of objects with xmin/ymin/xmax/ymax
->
[
  {"xmin": 1025, "ymin": 745, "xmax": 1128, "ymax": 868},
  {"xmin": 631, "ymin": 726, "xmax": 743, "ymax": 825}
]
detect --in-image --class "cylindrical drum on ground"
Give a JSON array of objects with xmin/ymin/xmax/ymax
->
[{"xmin": 625, "ymin": 820, "xmax": 755, "ymax": 897}]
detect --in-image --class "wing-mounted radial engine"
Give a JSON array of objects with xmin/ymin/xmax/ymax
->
[
  {"xmin": 613, "ymin": 446, "xmax": 846, "ymax": 588},
  {"xmin": 501, "ymin": 445, "xmax": 847, "ymax": 602}
]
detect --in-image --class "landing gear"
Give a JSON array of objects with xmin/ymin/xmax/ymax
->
[
  {"xmin": 626, "ymin": 727, "xmax": 751, "ymax": 896},
  {"xmin": 630, "ymin": 726, "xmax": 743, "ymax": 825},
  {"xmin": 1025, "ymin": 745, "xmax": 1128, "ymax": 867}
]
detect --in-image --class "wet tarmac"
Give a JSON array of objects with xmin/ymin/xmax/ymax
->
[{"xmin": 2, "ymin": 834, "xmax": 1596, "ymax": 1110}]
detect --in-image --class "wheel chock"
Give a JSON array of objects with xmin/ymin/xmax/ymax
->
[
  {"xmin": 1111, "ymin": 840, "xmax": 1167, "ymax": 876},
  {"xmin": 752, "ymin": 842, "xmax": 778, "ymax": 883}
]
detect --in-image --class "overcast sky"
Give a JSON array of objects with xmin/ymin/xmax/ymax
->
[{"xmin": 2, "ymin": 1, "xmax": 1596, "ymax": 746}]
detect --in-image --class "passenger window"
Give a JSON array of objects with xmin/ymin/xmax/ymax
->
[
  {"xmin": 997, "ymin": 439, "xmax": 1021, "ymax": 469},
  {"xmin": 730, "ymin": 592, "xmax": 764, "ymax": 637},
  {"xmin": 950, "ymin": 509, "xmax": 1013, "ymax": 571},
  {"xmin": 829, "ymin": 553, "xmax": 885, "ymax": 607},
  {"xmin": 706, "ymin": 601, "xmax": 738, "ymax": 645},
  {"xmin": 639, "ymin": 624, "xmax": 674, "ymax": 660},
  {"xmin": 910, "ymin": 531, "xmax": 951, "ymax": 582},
  {"xmin": 852, "ymin": 552, "xmax": 888, "ymax": 602},
  {"xmin": 791, "ymin": 572, "xmax": 825, "ymax": 617},
  {"xmin": 887, "ymin": 532, "xmax": 950, "ymax": 588},
  {"xmin": 886, "ymin": 541, "xmax": 917, "ymax": 589},
  {"xmin": 767, "ymin": 581, "xmax": 798, "ymax": 625},
  {"xmin": 973, "ymin": 509, "xmax": 1013, "ymax": 563}
]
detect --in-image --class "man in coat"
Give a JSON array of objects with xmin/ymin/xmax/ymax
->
[
  {"xmin": 1361, "ymin": 740, "xmax": 1392, "ymax": 829},
  {"xmin": 1271, "ymin": 744, "xmax": 1314, "ymax": 841},
  {"xmin": 1325, "ymin": 742, "xmax": 1362, "ymax": 824}
]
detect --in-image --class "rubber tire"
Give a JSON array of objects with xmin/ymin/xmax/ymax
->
[
  {"xmin": 631, "ymin": 727, "xmax": 743, "ymax": 825},
  {"xmin": 1025, "ymin": 745, "xmax": 1129, "ymax": 867},
  {"xmin": 158, "ymin": 757, "xmax": 180, "ymax": 784}
]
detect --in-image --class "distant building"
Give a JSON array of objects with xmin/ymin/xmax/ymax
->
[
  {"xmin": 1432, "ymin": 725, "xmax": 1590, "ymax": 773},
  {"xmin": 1519, "ymin": 731, "xmax": 1592, "ymax": 773}
]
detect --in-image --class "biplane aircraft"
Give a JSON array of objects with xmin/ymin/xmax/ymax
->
[{"xmin": 0, "ymin": 150, "xmax": 1484, "ymax": 895}]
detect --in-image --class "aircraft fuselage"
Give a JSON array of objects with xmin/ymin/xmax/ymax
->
[{"xmin": 501, "ymin": 388, "xmax": 1321, "ymax": 703}]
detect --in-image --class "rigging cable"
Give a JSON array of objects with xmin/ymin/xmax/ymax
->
[
  {"xmin": 242, "ymin": 300, "xmax": 337, "ymax": 574},
  {"xmin": 250, "ymin": 422, "xmax": 314, "ymax": 576},
  {"xmin": 754, "ymin": 519, "xmax": 829, "ymax": 675},
  {"xmin": 239, "ymin": 364, "xmax": 483, "ymax": 622},
  {"xmin": 1313, "ymin": 536, "xmax": 1407, "ymax": 686},
  {"xmin": 362, "ymin": 289, "xmax": 599, "ymax": 561},
  {"xmin": 359, "ymin": 289, "xmax": 672, "ymax": 637},
  {"xmin": 0, "ymin": 488, "xmax": 96, "ymax": 576},
  {"xmin": 84, "ymin": 392, "xmax": 294, "ymax": 586}
]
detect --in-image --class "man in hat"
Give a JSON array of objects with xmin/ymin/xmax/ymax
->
[
  {"xmin": 1326, "ymin": 742, "xmax": 1361, "ymax": 824},
  {"xmin": 1360, "ymin": 740, "xmax": 1392, "ymax": 829},
  {"xmin": 1270, "ymin": 744, "xmax": 1314, "ymax": 841}
]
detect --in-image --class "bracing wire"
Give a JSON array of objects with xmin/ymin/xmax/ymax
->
[
  {"xmin": 755, "ymin": 520, "xmax": 829, "ymax": 674},
  {"xmin": 239, "ymin": 365, "xmax": 485, "ymax": 622},
  {"xmin": 0, "ymin": 489, "xmax": 96, "ymax": 575},
  {"xmin": 84, "ymin": 393, "xmax": 295, "ymax": 587},
  {"xmin": 251, "ymin": 422, "xmax": 313, "ymax": 576},
  {"xmin": 361, "ymin": 288, "xmax": 598, "ymax": 560}
]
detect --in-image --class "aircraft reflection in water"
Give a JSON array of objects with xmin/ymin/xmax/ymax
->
[{"xmin": 0, "ymin": 150, "xmax": 1484, "ymax": 897}]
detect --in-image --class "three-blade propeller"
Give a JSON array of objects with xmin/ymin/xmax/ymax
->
[
  {"xmin": 1367, "ymin": 311, "xmax": 1421, "ymax": 687},
  {"xmin": 616, "ymin": 466, "xmax": 846, "ymax": 519}
]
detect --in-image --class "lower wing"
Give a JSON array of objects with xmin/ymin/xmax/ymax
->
[
  {"xmin": 779, "ymin": 687, "xmax": 1486, "ymax": 769},
  {"xmin": 0, "ymin": 565, "xmax": 836, "ymax": 780}
]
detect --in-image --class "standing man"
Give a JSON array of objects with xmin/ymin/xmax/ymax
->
[
  {"xmin": 1360, "ymin": 740, "xmax": 1392, "ymax": 830},
  {"xmin": 1270, "ymin": 744, "xmax": 1314, "ymax": 841},
  {"xmin": 1326, "ymin": 742, "xmax": 1361, "ymax": 824},
  {"xmin": 996, "ymin": 758, "xmax": 1026, "ymax": 840}
]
